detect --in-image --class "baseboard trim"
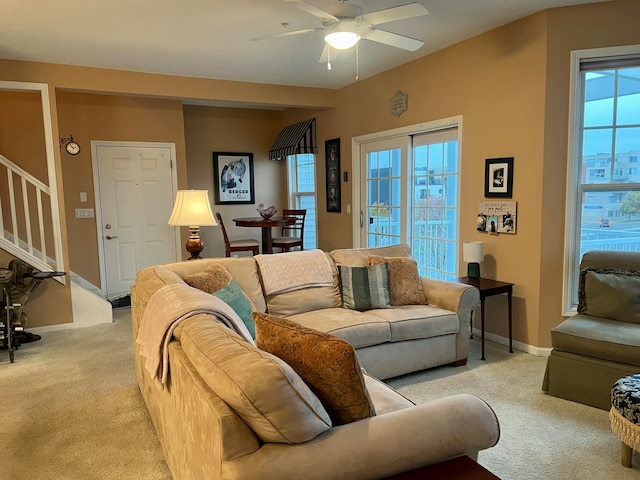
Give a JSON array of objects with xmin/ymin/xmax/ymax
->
[{"xmin": 472, "ymin": 328, "xmax": 552, "ymax": 357}]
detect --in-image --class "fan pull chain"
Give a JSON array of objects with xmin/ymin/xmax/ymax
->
[
  {"xmin": 355, "ymin": 43, "xmax": 359, "ymax": 81},
  {"xmin": 327, "ymin": 44, "xmax": 332, "ymax": 71}
]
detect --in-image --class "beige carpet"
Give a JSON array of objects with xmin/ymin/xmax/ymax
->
[
  {"xmin": 1, "ymin": 308, "xmax": 171, "ymax": 480},
  {"xmin": 1, "ymin": 308, "xmax": 637, "ymax": 479}
]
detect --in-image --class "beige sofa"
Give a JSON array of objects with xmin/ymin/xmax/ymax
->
[
  {"xmin": 542, "ymin": 250, "xmax": 640, "ymax": 410},
  {"xmin": 132, "ymin": 244, "xmax": 498, "ymax": 479}
]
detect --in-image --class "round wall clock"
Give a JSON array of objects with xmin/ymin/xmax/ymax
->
[{"xmin": 65, "ymin": 141, "xmax": 81, "ymax": 155}]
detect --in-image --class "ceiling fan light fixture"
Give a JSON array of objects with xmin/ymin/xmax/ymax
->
[{"xmin": 324, "ymin": 31, "xmax": 360, "ymax": 50}]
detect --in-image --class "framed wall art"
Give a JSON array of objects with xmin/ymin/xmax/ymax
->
[
  {"xmin": 325, "ymin": 138, "xmax": 341, "ymax": 213},
  {"xmin": 213, "ymin": 152, "xmax": 255, "ymax": 204},
  {"xmin": 484, "ymin": 157, "xmax": 514, "ymax": 198}
]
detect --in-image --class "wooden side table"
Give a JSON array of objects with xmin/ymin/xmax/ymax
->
[
  {"xmin": 455, "ymin": 277, "xmax": 514, "ymax": 361},
  {"xmin": 383, "ymin": 455, "xmax": 501, "ymax": 479}
]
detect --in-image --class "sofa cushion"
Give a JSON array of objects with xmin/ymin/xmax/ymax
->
[
  {"xmin": 363, "ymin": 373, "xmax": 414, "ymax": 415},
  {"xmin": 263, "ymin": 252, "xmax": 342, "ymax": 317},
  {"xmin": 578, "ymin": 268, "xmax": 640, "ymax": 324},
  {"xmin": 330, "ymin": 243, "xmax": 412, "ymax": 267},
  {"xmin": 288, "ymin": 308, "xmax": 391, "ymax": 348},
  {"xmin": 551, "ymin": 315, "xmax": 640, "ymax": 366},
  {"xmin": 368, "ymin": 255, "xmax": 427, "ymax": 306},
  {"xmin": 177, "ymin": 317, "xmax": 332, "ymax": 444},
  {"xmin": 367, "ymin": 305, "xmax": 459, "ymax": 342},
  {"xmin": 254, "ymin": 312, "xmax": 376, "ymax": 425},
  {"xmin": 265, "ymin": 284, "xmax": 342, "ymax": 317},
  {"xmin": 339, "ymin": 263, "xmax": 392, "ymax": 311}
]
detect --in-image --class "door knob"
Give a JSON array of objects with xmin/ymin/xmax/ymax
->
[{"xmin": 105, "ymin": 234, "xmax": 119, "ymax": 240}]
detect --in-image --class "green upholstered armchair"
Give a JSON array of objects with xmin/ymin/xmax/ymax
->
[{"xmin": 543, "ymin": 250, "xmax": 640, "ymax": 410}]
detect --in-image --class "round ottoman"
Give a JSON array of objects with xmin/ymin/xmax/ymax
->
[{"xmin": 611, "ymin": 374, "xmax": 640, "ymax": 467}]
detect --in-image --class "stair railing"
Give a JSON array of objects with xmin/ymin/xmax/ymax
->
[{"xmin": 0, "ymin": 153, "xmax": 65, "ymax": 280}]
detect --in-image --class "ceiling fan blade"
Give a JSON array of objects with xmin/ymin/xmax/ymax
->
[
  {"xmin": 364, "ymin": 29, "xmax": 424, "ymax": 51},
  {"xmin": 250, "ymin": 28, "xmax": 320, "ymax": 41},
  {"xmin": 359, "ymin": 3, "xmax": 429, "ymax": 26},
  {"xmin": 286, "ymin": 0, "xmax": 339, "ymax": 22},
  {"xmin": 318, "ymin": 44, "xmax": 338, "ymax": 63}
]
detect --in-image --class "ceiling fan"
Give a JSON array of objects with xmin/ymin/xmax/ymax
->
[{"xmin": 251, "ymin": 1, "xmax": 430, "ymax": 60}]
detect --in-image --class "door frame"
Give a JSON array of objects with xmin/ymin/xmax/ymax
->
[
  {"xmin": 91, "ymin": 140, "xmax": 180, "ymax": 297},
  {"xmin": 351, "ymin": 116, "xmax": 463, "ymax": 247}
]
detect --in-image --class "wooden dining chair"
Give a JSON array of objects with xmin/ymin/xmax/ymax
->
[
  {"xmin": 272, "ymin": 209, "xmax": 306, "ymax": 252},
  {"xmin": 215, "ymin": 212, "xmax": 260, "ymax": 257}
]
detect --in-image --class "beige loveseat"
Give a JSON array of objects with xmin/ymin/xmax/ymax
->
[
  {"xmin": 543, "ymin": 250, "xmax": 640, "ymax": 409},
  {"xmin": 132, "ymin": 244, "xmax": 498, "ymax": 479}
]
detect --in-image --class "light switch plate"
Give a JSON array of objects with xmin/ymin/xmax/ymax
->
[{"xmin": 75, "ymin": 208, "xmax": 95, "ymax": 219}]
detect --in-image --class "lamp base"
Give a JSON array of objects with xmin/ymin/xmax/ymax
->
[
  {"xmin": 185, "ymin": 227, "xmax": 203, "ymax": 260},
  {"xmin": 467, "ymin": 262, "xmax": 480, "ymax": 279}
]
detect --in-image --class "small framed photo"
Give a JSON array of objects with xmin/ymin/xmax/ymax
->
[
  {"xmin": 213, "ymin": 152, "xmax": 255, "ymax": 204},
  {"xmin": 485, "ymin": 157, "xmax": 514, "ymax": 198}
]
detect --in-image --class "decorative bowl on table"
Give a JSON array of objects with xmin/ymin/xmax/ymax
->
[{"xmin": 257, "ymin": 203, "xmax": 277, "ymax": 220}]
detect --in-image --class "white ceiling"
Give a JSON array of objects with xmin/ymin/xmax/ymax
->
[{"xmin": 0, "ymin": 0, "xmax": 605, "ymax": 90}]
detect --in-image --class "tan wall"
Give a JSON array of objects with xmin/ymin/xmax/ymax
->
[
  {"xmin": 0, "ymin": 91, "xmax": 48, "ymax": 182},
  {"xmin": 183, "ymin": 105, "xmax": 287, "ymax": 258},
  {"xmin": 56, "ymin": 91, "xmax": 188, "ymax": 286}
]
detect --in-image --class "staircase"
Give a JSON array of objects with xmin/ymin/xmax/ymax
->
[{"xmin": 0, "ymin": 153, "xmax": 112, "ymax": 328}]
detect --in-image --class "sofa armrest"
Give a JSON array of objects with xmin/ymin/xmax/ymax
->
[
  {"xmin": 421, "ymin": 277, "xmax": 478, "ymax": 316},
  {"xmin": 421, "ymin": 278, "xmax": 479, "ymax": 363},
  {"xmin": 224, "ymin": 393, "xmax": 500, "ymax": 480}
]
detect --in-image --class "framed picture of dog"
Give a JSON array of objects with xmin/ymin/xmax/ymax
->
[{"xmin": 213, "ymin": 152, "xmax": 255, "ymax": 204}]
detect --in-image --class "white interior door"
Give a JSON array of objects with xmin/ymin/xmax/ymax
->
[{"xmin": 94, "ymin": 143, "xmax": 178, "ymax": 299}]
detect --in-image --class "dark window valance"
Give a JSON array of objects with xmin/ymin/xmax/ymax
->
[{"xmin": 269, "ymin": 118, "xmax": 316, "ymax": 161}]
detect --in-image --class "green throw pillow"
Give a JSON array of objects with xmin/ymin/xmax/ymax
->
[
  {"xmin": 338, "ymin": 263, "xmax": 391, "ymax": 311},
  {"xmin": 212, "ymin": 279, "xmax": 256, "ymax": 338}
]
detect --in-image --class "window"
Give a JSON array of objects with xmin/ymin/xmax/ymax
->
[
  {"xmin": 564, "ymin": 46, "xmax": 640, "ymax": 313},
  {"xmin": 356, "ymin": 119, "xmax": 461, "ymax": 280},
  {"xmin": 286, "ymin": 153, "xmax": 317, "ymax": 249}
]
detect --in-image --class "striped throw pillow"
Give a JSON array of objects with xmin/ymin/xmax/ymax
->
[{"xmin": 338, "ymin": 263, "xmax": 391, "ymax": 311}]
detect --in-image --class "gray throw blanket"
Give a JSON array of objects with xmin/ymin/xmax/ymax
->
[{"xmin": 136, "ymin": 282, "xmax": 255, "ymax": 390}]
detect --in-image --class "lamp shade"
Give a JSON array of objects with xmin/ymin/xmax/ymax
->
[
  {"xmin": 325, "ymin": 31, "xmax": 360, "ymax": 50},
  {"xmin": 168, "ymin": 190, "xmax": 217, "ymax": 227},
  {"xmin": 463, "ymin": 241, "xmax": 484, "ymax": 263}
]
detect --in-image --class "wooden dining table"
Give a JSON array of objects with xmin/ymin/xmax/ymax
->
[{"xmin": 232, "ymin": 216, "xmax": 295, "ymax": 254}]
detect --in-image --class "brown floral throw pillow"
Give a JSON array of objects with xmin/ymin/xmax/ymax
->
[
  {"xmin": 368, "ymin": 255, "xmax": 427, "ymax": 306},
  {"xmin": 253, "ymin": 312, "xmax": 375, "ymax": 426}
]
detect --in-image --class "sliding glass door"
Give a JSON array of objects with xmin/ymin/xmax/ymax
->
[{"xmin": 357, "ymin": 122, "xmax": 460, "ymax": 279}]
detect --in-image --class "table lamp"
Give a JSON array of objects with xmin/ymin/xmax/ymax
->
[
  {"xmin": 168, "ymin": 190, "xmax": 217, "ymax": 260},
  {"xmin": 463, "ymin": 241, "xmax": 484, "ymax": 279}
]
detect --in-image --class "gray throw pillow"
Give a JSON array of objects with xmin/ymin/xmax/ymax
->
[
  {"xmin": 578, "ymin": 268, "xmax": 640, "ymax": 324},
  {"xmin": 338, "ymin": 263, "xmax": 391, "ymax": 311}
]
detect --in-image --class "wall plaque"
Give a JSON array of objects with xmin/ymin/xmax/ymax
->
[{"xmin": 390, "ymin": 91, "xmax": 408, "ymax": 116}]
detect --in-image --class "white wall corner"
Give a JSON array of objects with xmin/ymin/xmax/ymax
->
[{"xmin": 70, "ymin": 282, "xmax": 113, "ymax": 327}]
